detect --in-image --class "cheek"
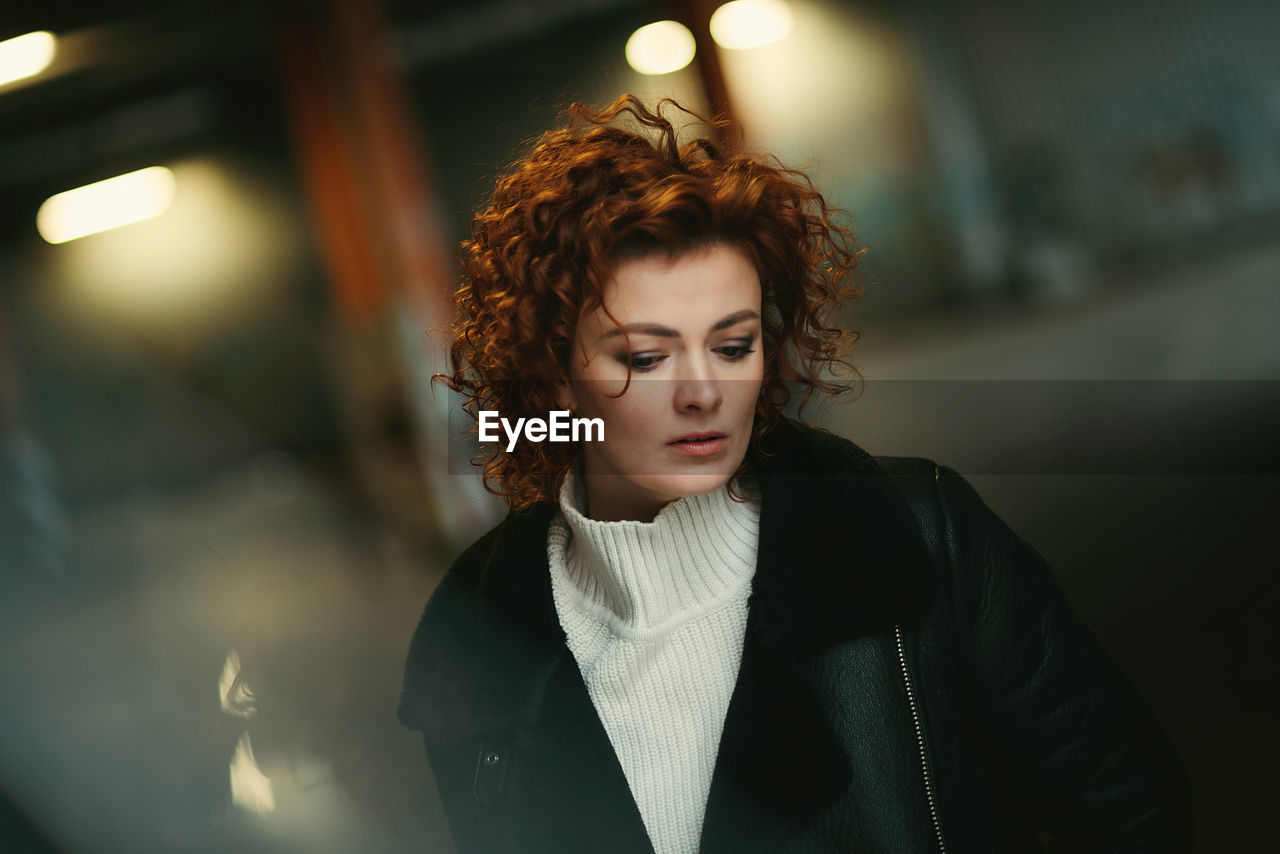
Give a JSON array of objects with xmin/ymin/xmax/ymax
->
[
  {"xmin": 606, "ymin": 390, "xmax": 668, "ymax": 438},
  {"xmin": 573, "ymin": 382, "xmax": 663, "ymax": 434},
  {"xmin": 730, "ymin": 376, "xmax": 764, "ymax": 412}
]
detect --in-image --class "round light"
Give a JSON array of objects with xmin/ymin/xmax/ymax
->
[
  {"xmin": 37, "ymin": 166, "xmax": 177, "ymax": 244},
  {"xmin": 710, "ymin": 0, "xmax": 794, "ymax": 50},
  {"xmin": 0, "ymin": 31, "xmax": 57, "ymax": 87},
  {"xmin": 625, "ymin": 20, "xmax": 697, "ymax": 76}
]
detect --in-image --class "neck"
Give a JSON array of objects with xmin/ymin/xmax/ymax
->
[
  {"xmin": 551, "ymin": 469, "xmax": 762, "ymax": 631},
  {"xmin": 579, "ymin": 472, "xmax": 742, "ymax": 523},
  {"xmin": 579, "ymin": 479, "xmax": 670, "ymax": 523}
]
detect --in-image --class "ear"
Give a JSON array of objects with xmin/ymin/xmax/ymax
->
[{"xmin": 555, "ymin": 378, "xmax": 578, "ymax": 413}]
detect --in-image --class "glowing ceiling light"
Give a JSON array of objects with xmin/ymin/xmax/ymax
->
[
  {"xmin": 0, "ymin": 31, "xmax": 57, "ymax": 87},
  {"xmin": 37, "ymin": 166, "xmax": 176, "ymax": 244},
  {"xmin": 710, "ymin": 0, "xmax": 794, "ymax": 50},
  {"xmin": 625, "ymin": 20, "xmax": 696, "ymax": 75}
]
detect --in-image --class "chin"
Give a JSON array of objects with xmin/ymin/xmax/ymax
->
[{"xmin": 633, "ymin": 472, "xmax": 734, "ymax": 501}]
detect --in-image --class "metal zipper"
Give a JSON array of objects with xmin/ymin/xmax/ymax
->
[{"xmin": 895, "ymin": 623, "xmax": 947, "ymax": 853}]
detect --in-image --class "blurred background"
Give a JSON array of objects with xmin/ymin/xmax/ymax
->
[{"xmin": 1, "ymin": 0, "xmax": 1276, "ymax": 850}]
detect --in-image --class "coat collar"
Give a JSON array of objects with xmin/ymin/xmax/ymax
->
[
  {"xmin": 399, "ymin": 417, "xmax": 935, "ymax": 848},
  {"xmin": 470, "ymin": 416, "xmax": 934, "ymax": 660}
]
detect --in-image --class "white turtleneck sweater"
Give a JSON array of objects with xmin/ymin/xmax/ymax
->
[{"xmin": 546, "ymin": 472, "xmax": 761, "ymax": 854}]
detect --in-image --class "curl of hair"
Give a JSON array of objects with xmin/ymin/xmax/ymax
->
[{"xmin": 435, "ymin": 94, "xmax": 863, "ymax": 512}]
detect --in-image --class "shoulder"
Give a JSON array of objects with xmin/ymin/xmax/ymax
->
[
  {"xmin": 761, "ymin": 418, "xmax": 969, "ymax": 529},
  {"xmin": 748, "ymin": 421, "xmax": 950, "ymax": 637},
  {"xmin": 868, "ymin": 456, "xmax": 1033, "ymax": 598},
  {"xmin": 783, "ymin": 427, "xmax": 1026, "ymax": 630},
  {"xmin": 763, "ymin": 418, "xmax": 960, "ymax": 492},
  {"xmin": 757, "ymin": 417, "xmax": 881, "ymax": 477},
  {"xmin": 869, "ymin": 458, "xmax": 997, "ymax": 544},
  {"xmin": 759, "ymin": 418, "xmax": 1005, "ymax": 543}
]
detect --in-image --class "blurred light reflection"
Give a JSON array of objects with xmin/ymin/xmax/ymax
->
[
  {"xmin": 36, "ymin": 166, "xmax": 175, "ymax": 244},
  {"xmin": 219, "ymin": 650, "xmax": 257, "ymax": 719},
  {"xmin": 42, "ymin": 157, "xmax": 302, "ymax": 341},
  {"xmin": 0, "ymin": 31, "xmax": 57, "ymax": 87},
  {"xmin": 230, "ymin": 733, "xmax": 275, "ymax": 815},
  {"xmin": 625, "ymin": 21, "xmax": 696, "ymax": 76},
  {"xmin": 710, "ymin": 0, "xmax": 794, "ymax": 50}
]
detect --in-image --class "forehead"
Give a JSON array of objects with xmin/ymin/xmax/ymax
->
[{"xmin": 596, "ymin": 243, "xmax": 761, "ymax": 324}]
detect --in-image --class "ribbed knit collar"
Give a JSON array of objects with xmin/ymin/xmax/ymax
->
[{"xmin": 548, "ymin": 471, "xmax": 760, "ymax": 637}]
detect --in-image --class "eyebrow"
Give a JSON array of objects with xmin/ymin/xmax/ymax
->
[{"xmin": 600, "ymin": 309, "xmax": 761, "ymax": 340}]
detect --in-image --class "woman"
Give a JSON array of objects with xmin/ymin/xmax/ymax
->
[{"xmin": 398, "ymin": 96, "xmax": 1191, "ymax": 853}]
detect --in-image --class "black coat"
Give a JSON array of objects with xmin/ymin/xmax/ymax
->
[{"xmin": 398, "ymin": 418, "xmax": 1191, "ymax": 853}]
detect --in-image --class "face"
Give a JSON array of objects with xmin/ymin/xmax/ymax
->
[{"xmin": 558, "ymin": 242, "xmax": 764, "ymax": 522}]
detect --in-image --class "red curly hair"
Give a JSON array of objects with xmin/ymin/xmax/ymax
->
[{"xmin": 437, "ymin": 94, "xmax": 863, "ymax": 511}]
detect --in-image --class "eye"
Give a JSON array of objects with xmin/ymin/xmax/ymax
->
[
  {"xmin": 714, "ymin": 339, "xmax": 757, "ymax": 362},
  {"xmin": 624, "ymin": 353, "xmax": 667, "ymax": 372}
]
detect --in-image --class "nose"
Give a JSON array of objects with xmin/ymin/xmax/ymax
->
[{"xmin": 672, "ymin": 359, "xmax": 722, "ymax": 413}]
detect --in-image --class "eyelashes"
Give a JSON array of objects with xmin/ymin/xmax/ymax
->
[
  {"xmin": 620, "ymin": 341, "xmax": 758, "ymax": 373},
  {"xmin": 713, "ymin": 345, "xmax": 757, "ymax": 362},
  {"xmin": 628, "ymin": 354, "xmax": 664, "ymax": 371}
]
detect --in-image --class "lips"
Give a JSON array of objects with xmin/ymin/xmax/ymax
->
[
  {"xmin": 667, "ymin": 431, "xmax": 728, "ymax": 458},
  {"xmin": 668, "ymin": 431, "xmax": 726, "ymax": 445}
]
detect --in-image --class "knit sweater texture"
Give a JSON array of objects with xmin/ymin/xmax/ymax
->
[{"xmin": 547, "ymin": 472, "xmax": 761, "ymax": 854}]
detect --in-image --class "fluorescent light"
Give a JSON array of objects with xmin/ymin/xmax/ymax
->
[
  {"xmin": 37, "ymin": 167, "xmax": 177, "ymax": 244},
  {"xmin": 0, "ymin": 31, "xmax": 57, "ymax": 87},
  {"xmin": 625, "ymin": 21, "xmax": 696, "ymax": 76},
  {"xmin": 710, "ymin": 0, "xmax": 794, "ymax": 50},
  {"xmin": 46, "ymin": 159, "xmax": 303, "ymax": 330}
]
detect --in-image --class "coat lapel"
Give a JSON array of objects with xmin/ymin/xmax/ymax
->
[
  {"xmin": 507, "ymin": 648, "xmax": 656, "ymax": 851},
  {"xmin": 697, "ymin": 419, "xmax": 936, "ymax": 847},
  {"xmin": 411, "ymin": 500, "xmax": 655, "ymax": 851}
]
